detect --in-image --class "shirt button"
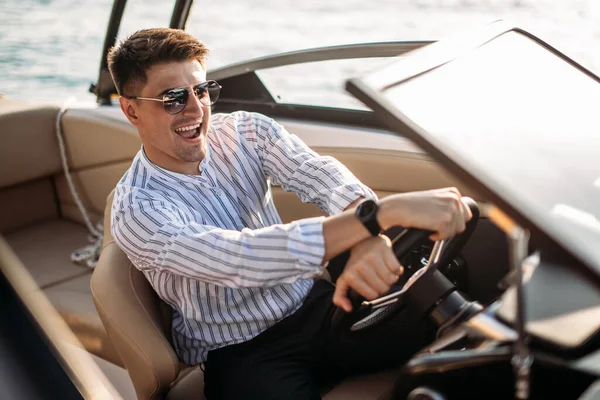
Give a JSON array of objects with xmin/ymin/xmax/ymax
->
[
  {"xmin": 264, "ymin": 289, "xmax": 272, "ymax": 296},
  {"xmin": 214, "ymin": 190, "xmax": 222, "ymax": 196}
]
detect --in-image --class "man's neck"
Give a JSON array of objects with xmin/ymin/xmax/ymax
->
[{"xmin": 142, "ymin": 146, "xmax": 204, "ymax": 176}]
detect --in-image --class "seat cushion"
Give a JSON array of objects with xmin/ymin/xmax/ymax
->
[
  {"xmin": 4, "ymin": 219, "xmax": 92, "ymax": 287},
  {"xmin": 166, "ymin": 367, "xmax": 205, "ymax": 400},
  {"xmin": 4, "ymin": 218, "xmax": 121, "ymax": 364},
  {"xmin": 42, "ymin": 273, "xmax": 122, "ymax": 365}
]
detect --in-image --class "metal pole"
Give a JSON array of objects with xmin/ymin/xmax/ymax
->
[
  {"xmin": 508, "ymin": 228, "xmax": 533, "ymax": 400},
  {"xmin": 170, "ymin": 0, "xmax": 194, "ymax": 30},
  {"xmin": 486, "ymin": 205, "xmax": 532, "ymax": 400},
  {"xmin": 91, "ymin": 0, "xmax": 128, "ymax": 104}
]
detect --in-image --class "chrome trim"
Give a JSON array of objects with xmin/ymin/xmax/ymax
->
[
  {"xmin": 371, "ymin": 297, "xmax": 400, "ymax": 310},
  {"xmin": 428, "ymin": 239, "xmax": 446, "ymax": 265}
]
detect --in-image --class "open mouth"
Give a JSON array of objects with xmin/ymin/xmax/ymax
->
[{"xmin": 174, "ymin": 123, "xmax": 201, "ymax": 139}]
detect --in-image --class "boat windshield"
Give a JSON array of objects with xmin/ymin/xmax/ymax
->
[
  {"xmin": 357, "ymin": 30, "xmax": 600, "ymax": 274},
  {"xmin": 255, "ymin": 58, "xmax": 392, "ymax": 110}
]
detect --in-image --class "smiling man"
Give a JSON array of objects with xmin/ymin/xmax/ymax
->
[
  {"xmin": 108, "ymin": 28, "xmax": 471, "ymax": 399},
  {"xmin": 111, "ymin": 44, "xmax": 213, "ymax": 175}
]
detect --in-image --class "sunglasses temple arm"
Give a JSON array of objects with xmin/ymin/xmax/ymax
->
[{"xmin": 130, "ymin": 97, "xmax": 165, "ymax": 103}]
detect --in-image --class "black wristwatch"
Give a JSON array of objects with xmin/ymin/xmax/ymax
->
[{"xmin": 355, "ymin": 199, "xmax": 382, "ymax": 236}]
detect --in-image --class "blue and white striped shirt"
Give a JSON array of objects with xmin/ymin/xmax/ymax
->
[{"xmin": 111, "ymin": 111, "xmax": 377, "ymax": 364}]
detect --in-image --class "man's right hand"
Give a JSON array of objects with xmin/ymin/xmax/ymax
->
[
  {"xmin": 378, "ymin": 187, "xmax": 473, "ymax": 241},
  {"xmin": 333, "ymin": 234, "xmax": 402, "ymax": 312}
]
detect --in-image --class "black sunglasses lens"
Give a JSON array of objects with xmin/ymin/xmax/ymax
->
[
  {"xmin": 193, "ymin": 81, "xmax": 221, "ymax": 106},
  {"xmin": 163, "ymin": 89, "xmax": 188, "ymax": 114},
  {"xmin": 162, "ymin": 82, "xmax": 221, "ymax": 113},
  {"xmin": 206, "ymin": 81, "xmax": 221, "ymax": 105}
]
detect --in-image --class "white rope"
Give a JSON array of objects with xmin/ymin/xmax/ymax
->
[{"xmin": 55, "ymin": 97, "xmax": 103, "ymax": 268}]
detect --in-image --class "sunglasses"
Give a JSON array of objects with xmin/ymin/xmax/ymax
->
[{"xmin": 125, "ymin": 80, "xmax": 221, "ymax": 115}]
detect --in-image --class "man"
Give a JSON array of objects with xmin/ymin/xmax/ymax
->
[{"xmin": 108, "ymin": 28, "xmax": 471, "ymax": 399}]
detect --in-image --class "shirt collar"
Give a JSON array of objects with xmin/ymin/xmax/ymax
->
[
  {"xmin": 198, "ymin": 141, "xmax": 210, "ymax": 174},
  {"xmin": 139, "ymin": 140, "xmax": 212, "ymax": 184}
]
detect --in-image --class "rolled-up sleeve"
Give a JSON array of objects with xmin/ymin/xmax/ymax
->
[
  {"xmin": 249, "ymin": 113, "xmax": 377, "ymax": 215},
  {"xmin": 111, "ymin": 187, "xmax": 326, "ymax": 288}
]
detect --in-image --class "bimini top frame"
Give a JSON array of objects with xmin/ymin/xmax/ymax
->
[
  {"xmin": 91, "ymin": 0, "xmax": 195, "ymax": 104},
  {"xmin": 90, "ymin": 0, "xmax": 432, "ymax": 130}
]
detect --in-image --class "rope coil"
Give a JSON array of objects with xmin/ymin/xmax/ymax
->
[{"xmin": 55, "ymin": 98, "xmax": 103, "ymax": 268}]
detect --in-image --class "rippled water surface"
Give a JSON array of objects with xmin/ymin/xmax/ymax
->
[{"xmin": 1, "ymin": 0, "xmax": 599, "ymax": 105}]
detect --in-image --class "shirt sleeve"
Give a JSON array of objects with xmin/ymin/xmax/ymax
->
[
  {"xmin": 111, "ymin": 186, "xmax": 326, "ymax": 288},
  {"xmin": 248, "ymin": 112, "xmax": 378, "ymax": 215}
]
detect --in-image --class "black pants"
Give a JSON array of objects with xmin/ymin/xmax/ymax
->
[{"xmin": 203, "ymin": 279, "xmax": 434, "ymax": 400}]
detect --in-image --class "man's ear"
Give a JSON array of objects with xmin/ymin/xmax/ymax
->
[{"xmin": 119, "ymin": 97, "xmax": 141, "ymax": 126}]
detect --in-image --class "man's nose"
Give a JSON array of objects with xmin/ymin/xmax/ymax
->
[{"xmin": 183, "ymin": 90, "xmax": 205, "ymax": 116}]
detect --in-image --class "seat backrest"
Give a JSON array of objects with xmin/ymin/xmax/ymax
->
[{"xmin": 91, "ymin": 190, "xmax": 181, "ymax": 399}]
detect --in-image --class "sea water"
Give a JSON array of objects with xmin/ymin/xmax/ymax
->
[{"xmin": 1, "ymin": 0, "xmax": 599, "ymax": 106}]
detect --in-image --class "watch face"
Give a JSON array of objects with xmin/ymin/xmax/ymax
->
[
  {"xmin": 356, "ymin": 199, "xmax": 381, "ymax": 236},
  {"xmin": 358, "ymin": 200, "xmax": 376, "ymax": 218}
]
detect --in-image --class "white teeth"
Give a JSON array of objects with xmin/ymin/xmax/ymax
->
[{"xmin": 175, "ymin": 124, "xmax": 200, "ymax": 132}]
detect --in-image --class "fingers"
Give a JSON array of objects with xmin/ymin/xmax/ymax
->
[
  {"xmin": 379, "ymin": 235, "xmax": 404, "ymax": 277},
  {"xmin": 461, "ymin": 197, "xmax": 474, "ymax": 222},
  {"xmin": 430, "ymin": 188, "xmax": 472, "ymax": 240},
  {"xmin": 333, "ymin": 271, "xmax": 383, "ymax": 312},
  {"xmin": 381, "ymin": 244, "xmax": 403, "ymax": 281},
  {"xmin": 343, "ymin": 256, "xmax": 390, "ymax": 298},
  {"xmin": 449, "ymin": 198, "xmax": 465, "ymax": 238},
  {"xmin": 333, "ymin": 269, "xmax": 385, "ymax": 312},
  {"xmin": 430, "ymin": 194, "xmax": 462, "ymax": 240},
  {"xmin": 333, "ymin": 237, "xmax": 403, "ymax": 311},
  {"xmin": 347, "ymin": 270, "xmax": 382, "ymax": 299},
  {"xmin": 333, "ymin": 279, "xmax": 352, "ymax": 312},
  {"xmin": 358, "ymin": 238, "xmax": 403, "ymax": 292},
  {"xmin": 358, "ymin": 259, "xmax": 394, "ymax": 294}
]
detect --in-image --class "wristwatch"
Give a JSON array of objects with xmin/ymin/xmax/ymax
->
[{"xmin": 355, "ymin": 199, "xmax": 382, "ymax": 236}]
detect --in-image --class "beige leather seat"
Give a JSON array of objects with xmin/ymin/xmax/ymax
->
[
  {"xmin": 92, "ymin": 190, "xmax": 399, "ymax": 400},
  {"xmin": 91, "ymin": 190, "xmax": 204, "ymax": 400}
]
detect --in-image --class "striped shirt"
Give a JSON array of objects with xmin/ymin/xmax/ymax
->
[{"xmin": 111, "ymin": 111, "xmax": 377, "ymax": 364}]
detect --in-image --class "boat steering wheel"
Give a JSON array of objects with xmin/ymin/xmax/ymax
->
[{"xmin": 332, "ymin": 197, "xmax": 480, "ymax": 333}]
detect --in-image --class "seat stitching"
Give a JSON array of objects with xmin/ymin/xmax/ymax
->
[{"xmin": 101, "ymin": 239, "xmax": 115, "ymax": 251}]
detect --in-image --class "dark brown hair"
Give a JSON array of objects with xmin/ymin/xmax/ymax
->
[{"xmin": 107, "ymin": 28, "xmax": 209, "ymax": 95}]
